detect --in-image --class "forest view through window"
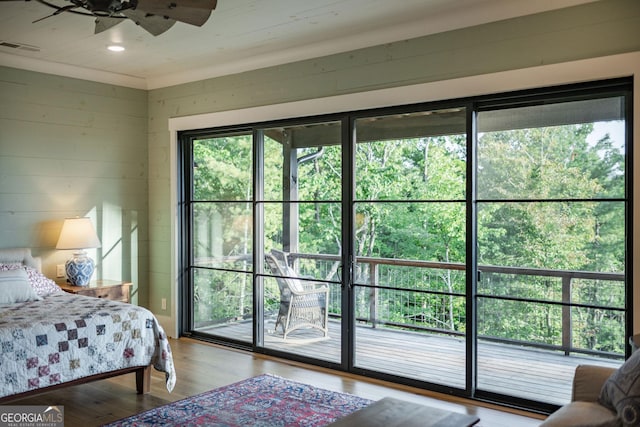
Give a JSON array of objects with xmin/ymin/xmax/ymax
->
[{"xmin": 179, "ymin": 79, "xmax": 631, "ymax": 411}]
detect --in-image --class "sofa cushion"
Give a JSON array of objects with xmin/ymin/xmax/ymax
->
[
  {"xmin": 600, "ymin": 349, "xmax": 640, "ymax": 427},
  {"xmin": 542, "ymin": 401, "xmax": 619, "ymax": 427},
  {"xmin": 574, "ymin": 365, "xmax": 617, "ymax": 402}
]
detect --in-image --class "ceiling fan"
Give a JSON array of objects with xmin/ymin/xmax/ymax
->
[{"xmin": 3, "ymin": 0, "xmax": 217, "ymax": 36}]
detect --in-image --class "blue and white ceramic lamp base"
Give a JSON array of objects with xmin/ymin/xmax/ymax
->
[{"xmin": 65, "ymin": 251, "xmax": 95, "ymax": 286}]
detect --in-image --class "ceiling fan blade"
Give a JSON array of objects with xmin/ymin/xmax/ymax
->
[
  {"xmin": 122, "ymin": 8, "xmax": 176, "ymax": 36},
  {"xmin": 135, "ymin": 0, "xmax": 216, "ymax": 27},
  {"xmin": 32, "ymin": 4, "xmax": 77, "ymax": 23},
  {"xmin": 94, "ymin": 16, "xmax": 124, "ymax": 33}
]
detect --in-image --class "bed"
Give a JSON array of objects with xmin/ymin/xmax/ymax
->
[{"xmin": 0, "ymin": 248, "xmax": 176, "ymax": 402}]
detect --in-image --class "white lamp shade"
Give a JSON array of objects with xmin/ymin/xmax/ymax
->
[{"xmin": 56, "ymin": 217, "xmax": 102, "ymax": 250}]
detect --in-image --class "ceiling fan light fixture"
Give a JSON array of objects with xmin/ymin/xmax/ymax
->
[
  {"xmin": 107, "ymin": 44, "xmax": 125, "ymax": 52},
  {"xmin": 25, "ymin": 0, "xmax": 217, "ymax": 36},
  {"xmin": 87, "ymin": 0, "xmax": 122, "ymax": 14}
]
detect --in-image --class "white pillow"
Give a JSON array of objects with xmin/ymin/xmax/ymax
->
[{"xmin": 0, "ymin": 269, "xmax": 42, "ymax": 304}]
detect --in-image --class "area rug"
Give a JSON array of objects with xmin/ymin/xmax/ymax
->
[{"xmin": 103, "ymin": 373, "xmax": 373, "ymax": 427}]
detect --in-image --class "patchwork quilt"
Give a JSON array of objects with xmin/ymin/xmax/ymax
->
[{"xmin": 0, "ymin": 292, "xmax": 176, "ymax": 398}]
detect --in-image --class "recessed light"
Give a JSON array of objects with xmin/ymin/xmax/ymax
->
[{"xmin": 107, "ymin": 45, "xmax": 125, "ymax": 52}]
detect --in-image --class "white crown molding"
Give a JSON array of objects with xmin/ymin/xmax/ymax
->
[{"xmin": 0, "ymin": 52, "xmax": 147, "ymax": 90}]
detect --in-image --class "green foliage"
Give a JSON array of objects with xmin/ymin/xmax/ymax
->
[
  {"xmin": 354, "ymin": 136, "xmax": 467, "ymax": 262},
  {"xmin": 477, "ymin": 124, "xmax": 624, "ymax": 272},
  {"xmin": 193, "ymin": 269, "xmax": 253, "ymax": 326}
]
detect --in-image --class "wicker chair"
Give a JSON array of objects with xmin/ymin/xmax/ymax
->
[{"xmin": 265, "ymin": 250, "xmax": 329, "ymax": 340}]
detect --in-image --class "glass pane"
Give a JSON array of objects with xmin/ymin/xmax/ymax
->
[
  {"xmin": 572, "ymin": 305, "xmax": 625, "ymax": 353},
  {"xmin": 354, "ymin": 284, "xmax": 467, "ymax": 329},
  {"xmin": 193, "ymin": 202, "xmax": 253, "ymax": 271},
  {"xmin": 261, "ymin": 202, "xmax": 342, "ymax": 281},
  {"xmin": 262, "ymin": 121, "xmax": 342, "ymax": 202},
  {"xmin": 193, "ymin": 134, "xmax": 252, "ymax": 201},
  {"xmin": 354, "ymin": 201, "xmax": 465, "ymax": 266},
  {"xmin": 478, "ymin": 97, "xmax": 626, "ymax": 200},
  {"xmin": 478, "ymin": 201, "xmax": 625, "ymax": 272},
  {"xmin": 478, "ymin": 296, "xmax": 563, "ymax": 346},
  {"xmin": 354, "ymin": 287, "xmax": 466, "ymax": 388},
  {"xmin": 358, "ymin": 264, "xmax": 467, "ymax": 295},
  {"xmin": 572, "ymin": 278, "xmax": 625, "ymax": 308},
  {"xmin": 479, "ymin": 272, "xmax": 563, "ymax": 302},
  {"xmin": 355, "ymin": 108, "xmax": 466, "ymax": 201},
  {"xmin": 192, "ymin": 268, "xmax": 252, "ymax": 344}
]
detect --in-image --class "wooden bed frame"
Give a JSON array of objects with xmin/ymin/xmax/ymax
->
[
  {"xmin": 0, "ymin": 248, "xmax": 153, "ymax": 403},
  {"xmin": 0, "ymin": 366, "xmax": 151, "ymax": 403}
]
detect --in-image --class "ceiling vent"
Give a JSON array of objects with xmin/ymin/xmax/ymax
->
[{"xmin": 0, "ymin": 41, "xmax": 40, "ymax": 52}]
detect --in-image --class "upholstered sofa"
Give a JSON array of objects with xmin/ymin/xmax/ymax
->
[
  {"xmin": 542, "ymin": 343, "xmax": 640, "ymax": 427},
  {"xmin": 540, "ymin": 364, "xmax": 618, "ymax": 427}
]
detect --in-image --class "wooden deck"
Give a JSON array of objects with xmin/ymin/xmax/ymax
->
[{"xmin": 198, "ymin": 318, "xmax": 622, "ymax": 406}]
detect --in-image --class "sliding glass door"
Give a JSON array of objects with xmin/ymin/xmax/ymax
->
[
  {"xmin": 351, "ymin": 108, "xmax": 469, "ymax": 389},
  {"xmin": 189, "ymin": 132, "xmax": 254, "ymax": 345},
  {"xmin": 475, "ymin": 96, "xmax": 628, "ymax": 405},
  {"xmin": 257, "ymin": 120, "xmax": 343, "ymax": 363},
  {"xmin": 179, "ymin": 79, "xmax": 631, "ymax": 410}
]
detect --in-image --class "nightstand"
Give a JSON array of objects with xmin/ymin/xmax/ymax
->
[{"xmin": 58, "ymin": 280, "xmax": 132, "ymax": 303}]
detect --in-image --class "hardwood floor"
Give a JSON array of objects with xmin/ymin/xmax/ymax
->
[{"xmin": 9, "ymin": 338, "xmax": 546, "ymax": 426}]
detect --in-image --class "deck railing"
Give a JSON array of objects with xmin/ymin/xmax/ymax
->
[
  {"xmin": 194, "ymin": 252, "xmax": 626, "ymax": 358},
  {"xmin": 291, "ymin": 253, "xmax": 626, "ymax": 358}
]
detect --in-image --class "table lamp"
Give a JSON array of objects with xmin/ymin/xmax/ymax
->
[{"xmin": 56, "ymin": 217, "xmax": 102, "ymax": 286}]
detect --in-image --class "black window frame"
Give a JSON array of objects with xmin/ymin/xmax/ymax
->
[{"xmin": 177, "ymin": 77, "xmax": 633, "ymax": 413}]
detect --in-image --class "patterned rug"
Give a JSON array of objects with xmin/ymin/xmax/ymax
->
[{"xmin": 103, "ymin": 374, "xmax": 373, "ymax": 426}]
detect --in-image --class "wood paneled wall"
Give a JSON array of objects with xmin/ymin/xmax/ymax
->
[{"xmin": 0, "ymin": 67, "xmax": 148, "ymax": 305}]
